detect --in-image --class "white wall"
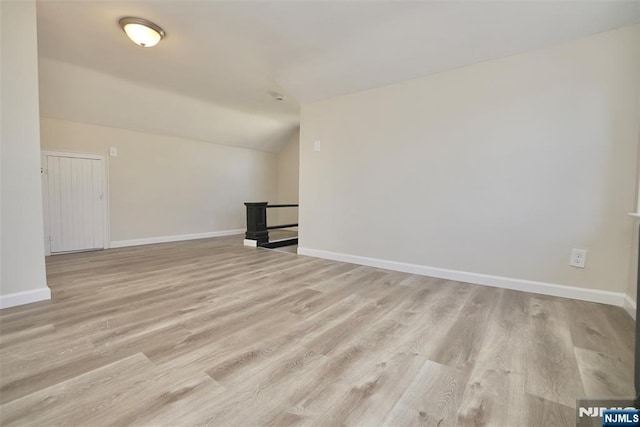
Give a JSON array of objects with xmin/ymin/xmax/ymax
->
[
  {"xmin": 627, "ymin": 130, "xmax": 640, "ymax": 306},
  {"xmin": 628, "ymin": 221, "xmax": 639, "ymax": 306},
  {"xmin": 38, "ymin": 58, "xmax": 297, "ymax": 153},
  {"xmin": 272, "ymin": 131, "xmax": 299, "ymax": 226},
  {"xmin": 0, "ymin": 0, "xmax": 50, "ymax": 308},
  {"xmin": 40, "ymin": 117, "xmax": 278, "ymax": 244},
  {"xmin": 299, "ymin": 25, "xmax": 640, "ymax": 299}
]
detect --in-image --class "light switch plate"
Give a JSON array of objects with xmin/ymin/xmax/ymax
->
[{"xmin": 109, "ymin": 147, "xmax": 118, "ymax": 157}]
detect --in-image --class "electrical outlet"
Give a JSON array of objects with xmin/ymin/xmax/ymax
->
[
  {"xmin": 570, "ymin": 248, "xmax": 587, "ymax": 268},
  {"xmin": 314, "ymin": 140, "xmax": 321, "ymax": 152}
]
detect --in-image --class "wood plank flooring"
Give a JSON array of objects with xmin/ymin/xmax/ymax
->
[{"xmin": 0, "ymin": 235, "xmax": 635, "ymax": 426}]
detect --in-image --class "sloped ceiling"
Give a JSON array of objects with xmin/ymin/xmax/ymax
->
[{"xmin": 36, "ymin": 1, "xmax": 640, "ymax": 151}]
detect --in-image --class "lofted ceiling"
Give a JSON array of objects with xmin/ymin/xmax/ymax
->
[{"xmin": 36, "ymin": 0, "xmax": 640, "ymax": 151}]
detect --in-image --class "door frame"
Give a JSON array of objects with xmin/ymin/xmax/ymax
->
[{"xmin": 41, "ymin": 149, "xmax": 111, "ymax": 256}]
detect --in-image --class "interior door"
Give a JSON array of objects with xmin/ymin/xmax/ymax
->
[{"xmin": 44, "ymin": 154, "xmax": 105, "ymax": 253}]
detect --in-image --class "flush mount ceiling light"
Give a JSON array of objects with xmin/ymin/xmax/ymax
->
[{"xmin": 119, "ymin": 17, "xmax": 165, "ymax": 48}]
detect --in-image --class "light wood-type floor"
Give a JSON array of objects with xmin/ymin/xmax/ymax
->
[{"xmin": 0, "ymin": 236, "xmax": 635, "ymax": 426}]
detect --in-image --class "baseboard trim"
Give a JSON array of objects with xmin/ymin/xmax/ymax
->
[
  {"xmin": 297, "ymin": 247, "xmax": 629, "ymax": 309},
  {"xmin": 0, "ymin": 287, "xmax": 52, "ymax": 309},
  {"xmin": 623, "ymin": 294, "xmax": 637, "ymax": 320},
  {"xmin": 111, "ymin": 229, "xmax": 245, "ymax": 248}
]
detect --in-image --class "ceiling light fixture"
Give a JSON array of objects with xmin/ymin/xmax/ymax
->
[{"xmin": 119, "ymin": 17, "xmax": 165, "ymax": 48}]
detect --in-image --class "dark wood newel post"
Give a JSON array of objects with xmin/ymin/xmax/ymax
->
[{"xmin": 244, "ymin": 202, "xmax": 269, "ymax": 245}]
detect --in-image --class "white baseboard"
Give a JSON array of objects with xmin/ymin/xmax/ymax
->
[
  {"xmin": 0, "ymin": 287, "xmax": 51, "ymax": 309},
  {"xmin": 298, "ymin": 247, "xmax": 630, "ymax": 310},
  {"xmin": 111, "ymin": 229, "xmax": 244, "ymax": 248},
  {"xmin": 623, "ymin": 294, "xmax": 637, "ymax": 320}
]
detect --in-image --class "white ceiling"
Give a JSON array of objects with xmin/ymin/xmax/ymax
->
[{"xmin": 36, "ymin": 0, "xmax": 640, "ymax": 150}]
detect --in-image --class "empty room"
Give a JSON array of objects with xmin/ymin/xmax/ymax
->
[{"xmin": 1, "ymin": 0, "xmax": 640, "ymax": 425}]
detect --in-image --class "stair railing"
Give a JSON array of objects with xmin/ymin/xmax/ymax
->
[{"xmin": 244, "ymin": 202, "xmax": 298, "ymax": 248}]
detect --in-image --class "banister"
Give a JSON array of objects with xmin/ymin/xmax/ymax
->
[
  {"xmin": 266, "ymin": 204, "xmax": 298, "ymax": 208},
  {"xmin": 267, "ymin": 223, "xmax": 298, "ymax": 230},
  {"xmin": 244, "ymin": 202, "xmax": 298, "ymax": 248}
]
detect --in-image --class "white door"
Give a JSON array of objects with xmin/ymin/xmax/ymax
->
[{"xmin": 43, "ymin": 154, "xmax": 106, "ymax": 254}]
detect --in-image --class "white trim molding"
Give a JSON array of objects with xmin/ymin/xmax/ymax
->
[
  {"xmin": 0, "ymin": 287, "xmax": 52, "ymax": 309},
  {"xmin": 623, "ymin": 294, "xmax": 637, "ymax": 320},
  {"xmin": 298, "ymin": 247, "xmax": 630, "ymax": 309},
  {"xmin": 40, "ymin": 149, "xmax": 105, "ymax": 160},
  {"xmin": 111, "ymin": 229, "xmax": 245, "ymax": 248}
]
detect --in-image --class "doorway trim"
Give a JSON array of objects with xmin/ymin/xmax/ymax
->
[{"xmin": 41, "ymin": 149, "xmax": 111, "ymax": 256}]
